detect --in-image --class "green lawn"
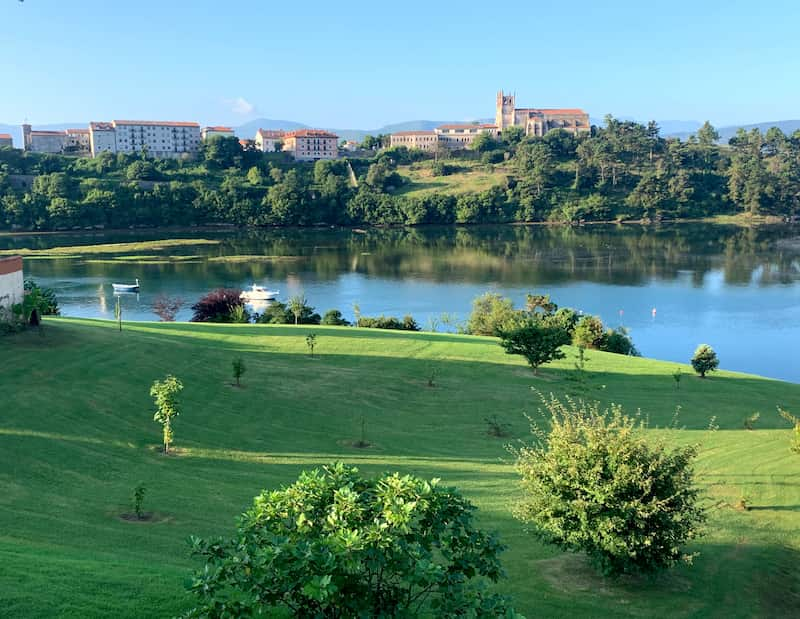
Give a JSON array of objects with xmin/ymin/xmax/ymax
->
[{"xmin": 2, "ymin": 319, "xmax": 800, "ymax": 618}]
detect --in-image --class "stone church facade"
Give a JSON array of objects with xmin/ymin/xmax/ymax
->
[{"xmin": 495, "ymin": 91, "xmax": 590, "ymax": 137}]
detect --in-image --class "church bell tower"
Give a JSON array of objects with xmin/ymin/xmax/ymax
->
[{"xmin": 495, "ymin": 91, "xmax": 515, "ymax": 130}]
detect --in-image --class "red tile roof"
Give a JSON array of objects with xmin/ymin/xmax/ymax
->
[
  {"xmin": 0, "ymin": 255, "xmax": 23, "ymax": 276},
  {"xmin": 436, "ymin": 123, "xmax": 497, "ymax": 130},
  {"xmin": 90, "ymin": 122, "xmax": 114, "ymax": 131},
  {"xmin": 0, "ymin": 133, "xmax": 12, "ymax": 139},
  {"xmin": 204, "ymin": 126, "xmax": 234, "ymax": 132},
  {"xmin": 519, "ymin": 108, "xmax": 587, "ymax": 116},
  {"xmin": 284, "ymin": 129, "xmax": 338, "ymax": 139},
  {"xmin": 392, "ymin": 130, "xmax": 436, "ymax": 136},
  {"xmin": 66, "ymin": 128, "xmax": 89, "ymax": 134},
  {"xmin": 113, "ymin": 120, "xmax": 200, "ymax": 128}
]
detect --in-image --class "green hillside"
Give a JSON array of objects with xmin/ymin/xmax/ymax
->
[
  {"xmin": 395, "ymin": 160, "xmax": 511, "ymax": 197},
  {"xmin": 2, "ymin": 319, "xmax": 800, "ymax": 617}
]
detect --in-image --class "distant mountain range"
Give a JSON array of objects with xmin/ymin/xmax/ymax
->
[{"xmin": 3, "ymin": 118, "xmax": 800, "ymax": 149}]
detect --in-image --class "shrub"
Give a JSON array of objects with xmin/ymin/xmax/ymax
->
[
  {"xmin": 548, "ymin": 307, "xmax": 579, "ymax": 336},
  {"xmin": 256, "ymin": 300, "xmax": 320, "ymax": 325},
  {"xmin": 499, "ymin": 319, "xmax": 571, "ymax": 374},
  {"xmin": 357, "ymin": 315, "xmax": 420, "ymax": 331},
  {"xmin": 320, "ymin": 309, "xmax": 350, "ymax": 326},
  {"xmin": 603, "ymin": 326, "xmax": 639, "ymax": 356},
  {"xmin": 691, "ymin": 344, "xmax": 719, "ymax": 378},
  {"xmin": 573, "ymin": 315, "xmax": 606, "ymax": 349},
  {"xmin": 184, "ymin": 463, "xmax": 519, "ymax": 618},
  {"xmin": 23, "ymin": 279, "xmax": 59, "ymax": 316},
  {"xmin": 190, "ymin": 288, "xmax": 248, "ymax": 323},
  {"xmin": 467, "ymin": 292, "xmax": 521, "ymax": 336},
  {"xmin": 513, "ymin": 394, "xmax": 705, "ymax": 576},
  {"xmin": 256, "ymin": 301, "xmax": 292, "ymax": 324},
  {"xmin": 152, "ymin": 295, "xmax": 183, "ymax": 322},
  {"xmin": 305, "ymin": 332, "xmax": 317, "ymax": 357},
  {"xmin": 481, "ymin": 150, "xmax": 505, "ymax": 164},
  {"xmin": 430, "ymin": 161, "xmax": 459, "ymax": 177}
]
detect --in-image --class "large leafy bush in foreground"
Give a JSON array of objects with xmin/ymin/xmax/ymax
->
[
  {"xmin": 185, "ymin": 463, "xmax": 521, "ymax": 618},
  {"xmin": 513, "ymin": 394, "xmax": 705, "ymax": 576}
]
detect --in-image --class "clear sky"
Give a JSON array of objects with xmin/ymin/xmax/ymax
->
[{"xmin": 2, "ymin": 0, "xmax": 799, "ymax": 129}]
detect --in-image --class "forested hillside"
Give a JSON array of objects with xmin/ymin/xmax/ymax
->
[{"xmin": 1, "ymin": 118, "xmax": 798, "ymax": 231}]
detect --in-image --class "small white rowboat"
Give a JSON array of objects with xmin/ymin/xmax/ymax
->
[{"xmin": 112, "ymin": 278, "xmax": 140, "ymax": 293}]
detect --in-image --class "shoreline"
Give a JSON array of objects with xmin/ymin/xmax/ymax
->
[{"xmin": 0, "ymin": 214, "xmax": 793, "ymax": 238}]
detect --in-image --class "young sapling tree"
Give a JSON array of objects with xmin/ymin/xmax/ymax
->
[
  {"xmin": 150, "ymin": 374, "xmax": 183, "ymax": 454},
  {"xmin": 232, "ymin": 357, "xmax": 246, "ymax": 387}
]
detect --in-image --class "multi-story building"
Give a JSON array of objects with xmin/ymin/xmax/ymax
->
[
  {"xmin": 88, "ymin": 120, "xmax": 201, "ymax": 158},
  {"xmin": 21, "ymin": 124, "xmax": 90, "ymax": 155},
  {"xmin": 389, "ymin": 130, "xmax": 438, "ymax": 151},
  {"xmin": 389, "ymin": 124, "xmax": 498, "ymax": 151},
  {"xmin": 254, "ymin": 129, "xmax": 286, "ymax": 152},
  {"xmin": 435, "ymin": 124, "xmax": 498, "ymax": 149},
  {"xmin": 89, "ymin": 122, "xmax": 117, "ymax": 156},
  {"xmin": 282, "ymin": 129, "xmax": 338, "ymax": 161},
  {"xmin": 0, "ymin": 134, "xmax": 13, "ymax": 148},
  {"xmin": 495, "ymin": 91, "xmax": 590, "ymax": 137},
  {"xmin": 201, "ymin": 126, "xmax": 235, "ymax": 140},
  {"xmin": 64, "ymin": 128, "xmax": 90, "ymax": 154}
]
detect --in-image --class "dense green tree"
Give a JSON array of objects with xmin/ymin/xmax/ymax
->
[
  {"xmin": 185, "ymin": 463, "xmax": 519, "ymax": 618},
  {"xmin": 691, "ymin": 344, "xmax": 719, "ymax": 378},
  {"xmin": 499, "ymin": 319, "xmax": 570, "ymax": 374},
  {"xmin": 467, "ymin": 292, "xmax": 521, "ymax": 336}
]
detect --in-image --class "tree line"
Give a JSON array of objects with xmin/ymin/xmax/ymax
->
[{"xmin": 1, "ymin": 118, "xmax": 798, "ymax": 231}]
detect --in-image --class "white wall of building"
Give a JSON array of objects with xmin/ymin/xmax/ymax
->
[{"xmin": 0, "ymin": 257, "xmax": 24, "ymax": 309}]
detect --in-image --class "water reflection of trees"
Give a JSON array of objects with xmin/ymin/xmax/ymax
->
[{"xmin": 18, "ymin": 224, "xmax": 800, "ymax": 288}]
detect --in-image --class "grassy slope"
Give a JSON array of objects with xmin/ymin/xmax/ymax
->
[
  {"xmin": 2, "ymin": 319, "xmax": 800, "ymax": 618},
  {"xmin": 395, "ymin": 161, "xmax": 509, "ymax": 198}
]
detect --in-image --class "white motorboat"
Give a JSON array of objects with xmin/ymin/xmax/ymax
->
[
  {"xmin": 112, "ymin": 278, "xmax": 140, "ymax": 293},
  {"xmin": 240, "ymin": 284, "xmax": 279, "ymax": 301}
]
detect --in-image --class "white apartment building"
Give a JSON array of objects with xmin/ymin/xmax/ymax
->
[
  {"xmin": 89, "ymin": 122, "xmax": 116, "ymax": 155},
  {"xmin": 88, "ymin": 120, "xmax": 201, "ymax": 158},
  {"xmin": 201, "ymin": 126, "xmax": 235, "ymax": 140},
  {"xmin": 282, "ymin": 129, "xmax": 339, "ymax": 161},
  {"xmin": 254, "ymin": 128, "xmax": 286, "ymax": 152}
]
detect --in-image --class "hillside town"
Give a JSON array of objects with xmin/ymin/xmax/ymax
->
[{"xmin": 6, "ymin": 92, "xmax": 589, "ymax": 162}]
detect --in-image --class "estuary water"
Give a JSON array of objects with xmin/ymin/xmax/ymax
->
[{"xmin": 3, "ymin": 224, "xmax": 799, "ymax": 382}]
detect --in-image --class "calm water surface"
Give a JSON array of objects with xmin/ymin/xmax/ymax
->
[{"xmin": 3, "ymin": 224, "xmax": 799, "ymax": 382}]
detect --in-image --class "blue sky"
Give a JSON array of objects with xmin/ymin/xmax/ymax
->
[{"xmin": 2, "ymin": 0, "xmax": 799, "ymax": 128}]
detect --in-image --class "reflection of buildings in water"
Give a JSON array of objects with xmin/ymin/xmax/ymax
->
[{"xmin": 97, "ymin": 285, "xmax": 107, "ymax": 315}]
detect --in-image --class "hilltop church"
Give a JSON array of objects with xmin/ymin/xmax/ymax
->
[{"xmin": 495, "ymin": 91, "xmax": 590, "ymax": 137}]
